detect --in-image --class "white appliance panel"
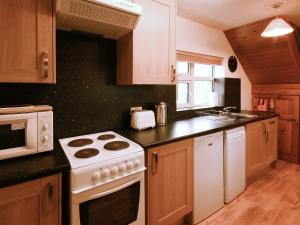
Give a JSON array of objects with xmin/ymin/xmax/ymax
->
[
  {"xmin": 224, "ymin": 126, "xmax": 246, "ymax": 203},
  {"xmin": 194, "ymin": 131, "xmax": 224, "ymax": 223}
]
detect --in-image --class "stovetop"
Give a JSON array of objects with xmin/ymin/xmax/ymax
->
[{"xmin": 59, "ymin": 131, "xmax": 143, "ymax": 169}]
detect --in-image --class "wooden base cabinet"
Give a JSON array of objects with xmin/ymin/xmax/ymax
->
[
  {"xmin": 252, "ymin": 91, "xmax": 300, "ymax": 164},
  {"xmin": 117, "ymin": 0, "xmax": 176, "ymax": 85},
  {"xmin": 246, "ymin": 118, "xmax": 278, "ymax": 181},
  {"xmin": 146, "ymin": 139, "xmax": 193, "ymax": 225},
  {"xmin": 246, "ymin": 121, "xmax": 265, "ymax": 177},
  {"xmin": 0, "ymin": 174, "xmax": 61, "ymax": 225},
  {"xmin": 0, "ymin": 0, "xmax": 55, "ymax": 83}
]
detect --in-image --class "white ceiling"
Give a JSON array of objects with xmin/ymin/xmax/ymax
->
[{"xmin": 177, "ymin": 0, "xmax": 300, "ymax": 30}]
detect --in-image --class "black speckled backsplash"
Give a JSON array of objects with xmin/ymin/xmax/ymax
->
[{"xmin": 0, "ymin": 31, "xmax": 197, "ymax": 140}]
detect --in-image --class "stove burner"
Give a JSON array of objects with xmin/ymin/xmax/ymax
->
[
  {"xmin": 68, "ymin": 138, "xmax": 93, "ymax": 147},
  {"xmin": 74, "ymin": 148, "xmax": 99, "ymax": 158},
  {"xmin": 97, "ymin": 134, "xmax": 116, "ymax": 141},
  {"xmin": 104, "ymin": 141, "xmax": 130, "ymax": 151}
]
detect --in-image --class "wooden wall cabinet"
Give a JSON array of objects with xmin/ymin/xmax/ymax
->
[
  {"xmin": 117, "ymin": 0, "xmax": 176, "ymax": 85},
  {"xmin": 146, "ymin": 139, "xmax": 193, "ymax": 225},
  {"xmin": 246, "ymin": 118, "xmax": 278, "ymax": 179},
  {"xmin": 0, "ymin": 0, "xmax": 55, "ymax": 83},
  {"xmin": 0, "ymin": 174, "xmax": 61, "ymax": 225}
]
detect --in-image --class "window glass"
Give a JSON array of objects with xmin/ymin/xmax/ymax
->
[
  {"xmin": 194, "ymin": 64, "xmax": 213, "ymax": 77},
  {"xmin": 214, "ymin": 65, "xmax": 225, "ymax": 77},
  {"xmin": 194, "ymin": 81, "xmax": 212, "ymax": 106},
  {"xmin": 177, "ymin": 62, "xmax": 189, "ymax": 74},
  {"xmin": 176, "ymin": 60, "xmax": 224, "ymax": 110},
  {"xmin": 176, "ymin": 82, "xmax": 189, "ymax": 105}
]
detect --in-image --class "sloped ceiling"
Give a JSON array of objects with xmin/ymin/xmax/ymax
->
[
  {"xmin": 225, "ymin": 18, "xmax": 300, "ymax": 84},
  {"xmin": 177, "ymin": 0, "xmax": 300, "ymax": 30}
]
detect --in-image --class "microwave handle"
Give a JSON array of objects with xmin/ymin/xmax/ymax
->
[{"xmin": 85, "ymin": 177, "xmax": 141, "ymax": 202}]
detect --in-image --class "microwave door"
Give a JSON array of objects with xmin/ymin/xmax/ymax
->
[
  {"xmin": 0, "ymin": 113, "xmax": 38, "ymax": 159},
  {"xmin": 0, "ymin": 123, "xmax": 26, "ymax": 150}
]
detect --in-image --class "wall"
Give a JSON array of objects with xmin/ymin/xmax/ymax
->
[
  {"xmin": 0, "ymin": 31, "xmax": 180, "ymax": 140},
  {"xmin": 176, "ymin": 16, "xmax": 252, "ymax": 110}
]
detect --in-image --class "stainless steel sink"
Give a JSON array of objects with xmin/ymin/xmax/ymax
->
[{"xmin": 197, "ymin": 111, "xmax": 258, "ymax": 124}]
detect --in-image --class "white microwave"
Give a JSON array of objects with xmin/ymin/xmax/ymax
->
[{"xmin": 0, "ymin": 105, "xmax": 53, "ymax": 160}]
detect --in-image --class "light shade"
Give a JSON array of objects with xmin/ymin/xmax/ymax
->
[{"xmin": 261, "ymin": 18, "xmax": 294, "ymax": 37}]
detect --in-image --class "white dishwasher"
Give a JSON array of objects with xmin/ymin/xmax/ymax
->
[
  {"xmin": 224, "ymin": 126, "xmax": 246, "ymax": 203},
  {"xmin": 194, "ymin": 131, "xmax": 224, "ymax": 224}
]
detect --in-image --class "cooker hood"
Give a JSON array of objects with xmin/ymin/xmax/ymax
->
[{"xmin": 56, "ymin": 0, "xmax": 142, "ymax": 39}]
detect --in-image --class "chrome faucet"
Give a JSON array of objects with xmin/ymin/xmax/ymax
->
[{"xmin": 223, "ymin": 106, "xmax": 237, "ymax": 112}]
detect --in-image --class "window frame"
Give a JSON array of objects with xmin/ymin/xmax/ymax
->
[{"xmin": 175, "ymin": 51, "xmax": 224, "ymax": 110}]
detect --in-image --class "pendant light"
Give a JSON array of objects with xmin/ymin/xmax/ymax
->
[{"xmin": 261, "ymin": 1, "xmax": 294, "ymax": 37}]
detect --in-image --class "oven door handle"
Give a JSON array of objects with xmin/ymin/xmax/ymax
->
[{"xmin": 86, "ymin": 178, "xmax": 141, "ymax": 202}]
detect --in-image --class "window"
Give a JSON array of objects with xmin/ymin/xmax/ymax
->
[{"xmin": 176, "ymin": 51, "xmax": 224, "ymax": 110}]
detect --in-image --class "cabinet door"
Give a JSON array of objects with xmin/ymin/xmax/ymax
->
[
  {"xmin": 147, "ymin": 139, "xmax": 193, "ymax": 225},
  {"xmin": 264, "ymin": 118, "xmax": 278, "ymax": 165},
  {"xmin": 133, "ymin": 0, "xmax": 176, "ymax": 85},
  {"xmin": 0, "ymin": 175, "xmax": 60, "ymax": 225},
  {"xmin": 275, "ymin": 96, "xmax": 299, "ymax": 117},
  {"xmin": 0, "ymin": 0, "xmax": 55, "ymax": 83},
  {"xmin": 278, "ymin": 117, "xmax": 299, "ymax": 163},
  {"xmin": 246, "ymin": 121, "xmax": 264, "ymax": 177}
]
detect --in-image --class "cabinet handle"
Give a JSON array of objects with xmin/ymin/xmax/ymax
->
[
  {"xmin": 265, "ymin": 131, "xmax": 269, "ymax": 143},
  {"xmin": 263, "ymin": 123, "xmax": 267, "ymax": 135},
  {"xmin": 152, "ymin": 152, "xmax": 159, "ymax": 174},
  {"xmin": 41, "ymin": 51, "xmax": 49, "ymax": 79},
  {"xmin": 269, "ymin": 120, "xmax": 276, "ymax": 124},
  {"xmin": 48, "ymin": 182, "xmax": 54, "ymax": 202},
  {"xmin": 43, "ymin": 182, "xmax": 54, "ymax": 216},
  {"xmin": 171, "ymin": 65, "xmax": 176, "ymax": 83}
]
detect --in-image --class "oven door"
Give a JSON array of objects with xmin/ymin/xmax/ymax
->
[
  {"xmin": 72, "ymin": 172, "xmax": 145, "ymax": 225},
  {"xmin": 0, "ymin": 113, "xmax": 37, "ymax": 160}
]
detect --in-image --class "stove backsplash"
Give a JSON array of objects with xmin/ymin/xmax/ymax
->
[{"xmin": 0, "ymin": 31, "xmax": 197, "ymax": 140}]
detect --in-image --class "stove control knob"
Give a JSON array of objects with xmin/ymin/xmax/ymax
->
[
  {"xmin": 119, "ymin": 164, "xmax": 126, "ymax": 173},
  {"xmin": 111, "ymin": 166, "xmax": 119, "ymax": 176},
  {"xmin": 102, "ymin": 169, "xmax": 110, "ymax": 178},
  {"xmin": 134, "ymin": 159, "xmax": 141, "ymax": 168},
  {"xmin": 126, "ymin": 161, "xmax": 134, "ymax": 170},
  {"xmin": 92, "ymin": 171, "xmax": 101, "ymax": 181}
]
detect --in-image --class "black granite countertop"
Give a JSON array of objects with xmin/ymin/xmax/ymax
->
[
  {"xmin": 0, "ymin": 111, "xmax": 278, "ymax": 188},
  {"xmin": 118, "ymin": 111, "xmax": 279, "ymax": 149},
  {"xmin": 0, "ymin": 142, "xmax": 70, "ymax": 188}
]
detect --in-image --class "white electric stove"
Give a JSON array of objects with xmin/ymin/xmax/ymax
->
[{"xmin": 59, "ymin": 131, "xmax": 146, "ymax": 225}]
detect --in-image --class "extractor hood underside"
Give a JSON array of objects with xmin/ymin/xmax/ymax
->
[{"xmin": 56, "ymin": 0, "xmax": 141, "ymax": 39}]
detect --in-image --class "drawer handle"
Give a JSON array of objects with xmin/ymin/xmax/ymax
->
[
  {"xmin": 152, "ymin": 152, "xmax": 159, "ymax": 174},
  {"xmin": 208, "ymin": 143, "xmax": 213, "ymax": 146},
  {"xmin": 269, "ymin": 120, "xmax": 276, "ymax": 124}
]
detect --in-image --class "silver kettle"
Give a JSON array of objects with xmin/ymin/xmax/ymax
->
[{"xmin": 155, "ymin": 102, "xmax": 167, "ymax": 125}]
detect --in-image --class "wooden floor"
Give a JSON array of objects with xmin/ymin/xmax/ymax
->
[{"xmin": 197, "ymin": 160, "xmax": 300, "ymax": 225}]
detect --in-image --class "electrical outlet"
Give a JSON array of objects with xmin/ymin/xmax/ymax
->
[{"xmin": 130, "ymin": 106, "xmax": 142, "ymax": 115}]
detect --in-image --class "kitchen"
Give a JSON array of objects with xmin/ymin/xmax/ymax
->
[{"xmin": 0, "ymin": 0, "xmax": 299, "ymax": 225}]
